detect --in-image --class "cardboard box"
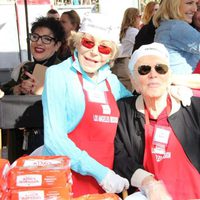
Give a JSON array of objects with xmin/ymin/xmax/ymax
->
[
  {"xmin": 9, "ymin": 185, "xmax": 72, "ymax": 200},
  {"xmin": 0, "ymin": 159, "xmax": 10, "ymax": 191},
  {"xmin": 8, "ymin": 156, "xmax": 72, "ymax": 189}
]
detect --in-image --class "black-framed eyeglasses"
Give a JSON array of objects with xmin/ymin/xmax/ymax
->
[
  {"xmin": 137, "ymin": 64, "xmax": 169, "ymax": 75},
  {"xmin": 29, "ymin": 33, "xmax": 56, "ymax": 44}
]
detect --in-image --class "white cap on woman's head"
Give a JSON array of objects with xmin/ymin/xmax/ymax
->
[
  {"xmin": 128, "ymin": 42, "xmax": 170, "ymax": 75},
  {"xmin": 79, "ymin": 12, "xmax": 119, "ymax": 43}
]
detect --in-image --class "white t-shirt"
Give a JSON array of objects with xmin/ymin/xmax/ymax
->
[{"xmin": 118, "ymin": 27, "xmax": 139, "ymax": 58}]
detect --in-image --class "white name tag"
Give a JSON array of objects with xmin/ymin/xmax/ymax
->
[
  {"xmin": 153, "ymin": 127, "xmax": 170, "ymax": 145},
  {"xmin": 87, "ymin": 90, "xmax": 106, "ymax": 104},
  {"xmin": 152, "ymin": 146, "xmax": 166, "ymax": 155}
]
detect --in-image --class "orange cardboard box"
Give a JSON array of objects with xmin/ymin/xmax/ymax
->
[
  {"xmin": 10, "ymin": 156, "xmax": 70, "ymax": 169},
  {"xmin": 0, "ymin": 191, "xmax": 9, "ymax": 200},
  {"xmin": 9, "ymin": 185, "xmax": 72, "ymax": 200},
  {"xmin": 0, "ymin": 159, "xmax": 10, "ymax": 191},
  {"xmin": 8, "ymin": 156, "xmax": 72, "ymax": 189}
]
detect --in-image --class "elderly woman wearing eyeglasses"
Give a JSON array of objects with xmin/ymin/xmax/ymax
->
[
  {"xmin": 114, "ymin": 43, "xmax": 200, "ymax": 200},
  {"xmin": 0, "ymin": 16, "xmax": 65, "ymax": 162},
  {"xmin": 30, "ymin": 13, "xmax": 131, "ymax": 197}
]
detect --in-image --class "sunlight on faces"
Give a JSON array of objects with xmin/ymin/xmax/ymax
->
[
  {"xmin": 180, "ymin": 0, "xmax": 198, "ymax": 23},
  {"xmin": 77, "ymin": 33, "xmax": 116, "ymax": 74},
  {"xmin": 132, "ymin": 55, "xmax": 172, "ymax": 98},
  {"xmin": 30, "ymin": 27, "xmax": 61, "ymax": 61},
  {"xmin": 153, "ymin": 3, "xmax": 160, "ymax": 14}
]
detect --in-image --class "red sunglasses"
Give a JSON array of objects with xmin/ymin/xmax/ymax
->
[{"xmin": 81, "ymin": 37, "xmax": 112, "ymax": 55}]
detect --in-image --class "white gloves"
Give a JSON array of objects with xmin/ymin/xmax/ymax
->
[
  {"xmin": 170, "ymin": 85, "xmax": 193, "ymax": 106},
  {"xmin": 141, "ymin": 180, "xmax": 172, "ymax": 200},
  {"xmin": 100, "ymin": 170, "xmax": 129, "ymax": 193}
]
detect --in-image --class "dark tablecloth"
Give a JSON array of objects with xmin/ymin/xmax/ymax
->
[{"xmin": 0, "ymin": 95, "xmax": 43, "ymax": 129}]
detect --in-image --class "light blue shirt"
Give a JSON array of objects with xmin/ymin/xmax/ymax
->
[
  {"xmin": 154, "ymin": 20, "xmax": 200, "ymax": 74},
  {"xmin": 42, "ymin": 51, "xmax": 132, "ymax": 183}
]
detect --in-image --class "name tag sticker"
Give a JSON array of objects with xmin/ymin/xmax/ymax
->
[
  {"xmin": 153, "ymin": 127, "xmax": 170, "ymax": 145},
  {"xmin": 87, "ymin": 90, "xmax": 107, "ymax": 104},
  {"xmin": 101, "ymin": 105, "xmax": 111, "ymax": 115}
]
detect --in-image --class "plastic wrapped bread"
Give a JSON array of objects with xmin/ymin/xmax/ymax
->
[
  {"xmin": 8, "ymin": 156, "xmax": 72, "ymax": 189},
  {"xmin": 0, "ymin": 159, "xmax": 10, "ymax": 195},
  {"xmin": 9, "ymin": 185, "xmax": 72, "ymax": 200}
]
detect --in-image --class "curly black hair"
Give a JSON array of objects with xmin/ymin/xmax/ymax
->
[{"xmin": 31, "ymin": 16, "xmax": 65, "ymax": 43}]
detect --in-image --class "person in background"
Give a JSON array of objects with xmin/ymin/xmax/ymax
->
[
  {"xmin": 114, "ymin": 43, "xmax": 200, "ymax": 200},
  {"xmin": 47, "ymin": 8, "xmax": 60, "ymax": 20},
  {"xmin": 35, "ymin": 13, "xmax": 131, "ymax": 197},
  {"xmin": 80, "ymin": 0, "xmax": 91, "ymax": 4},
  {"xmin": 58, "ymin": 10, "xmax": 80, "ymax": 61},
  {"xmin": 132, "ymin": 1, "xmax": 162, "ymax": 52},
  {"xmin": 0, "ymin": 17, "xmax": 65, "ymax": 162},
  {"xmin": 111, "ymin": 8, "xmax": 140, "ymax": 92},
  {"xmin": 141, "ymin": 1, "xmax": 159, "ymax": 27},
  {"xmin": 73, "ymin": 0, "xmax": 80, "ymax": 5},
  {"xmin": 153, "ymin": 0, "xmax": 200, "ymax": 74},
  {"xmin": 192, "ymin": 0, "xmax": 200, "ymax": 31},
  {"xmin": 132, "ymin": 18, "xmax": 155, "ymax": 53},
  {"xmin": 192, "ymin": 0, "xmax": 200, "ymax": 74}
]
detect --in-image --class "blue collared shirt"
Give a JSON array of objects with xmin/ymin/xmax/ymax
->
[{"xmin": 154, "ymin": 20, "xmax": 200, "ymax": 74}]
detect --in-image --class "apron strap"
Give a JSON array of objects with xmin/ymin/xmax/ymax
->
[{"xmin": 72, "ymin": 55, "xmax": 111, "ymax": 91}]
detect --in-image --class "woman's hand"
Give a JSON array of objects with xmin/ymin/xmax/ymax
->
[
  {"xmin": 141, "ymin": 176, "xmax": 172, "ymax": 200},
  {"xmin": 170, "ymin": 85, "xmax": 193, "ymax": 106},
  {"xmin": 100, "ymin": 169, "xmax": 129, "ymax": 193},
  {"xmin": 145, "ymin": 181, "xmax": 172, "ymax": 200},
  {"xmin": 17, "ymin": 71, "xmax": 37, "ymax": 95}
]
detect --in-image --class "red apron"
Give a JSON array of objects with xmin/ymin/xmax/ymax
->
[
  {"xmin": 192, "ymin": 89, "xmax": 200, "ymax": 97},
  {"xmin": 193, "ymin": 61, "xmax": 200, "ymax": 74},
  {"xmin": 68, "ymin": 72, "xmax": 119, "ymax": 197},
  {"xmin": 143, "ymin": 97, "xmax": 200, "ymax": 200}
]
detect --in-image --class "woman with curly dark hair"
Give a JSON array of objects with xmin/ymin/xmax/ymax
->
[{"xmin": 0, "ymin": 16, "xmax": 65, "ymax": 162}]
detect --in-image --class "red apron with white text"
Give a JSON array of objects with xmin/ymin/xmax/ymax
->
[
  {"xmin": 143, "ymin": 99, "xmax": 200, "ymax": 200},
  {"xmin": 68, "ymin": 72, "xmax": 119, "ymax": 197}
]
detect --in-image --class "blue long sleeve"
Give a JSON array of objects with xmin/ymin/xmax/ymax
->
[{"xmin": 42, "ymin": 54, "xmax": 132, "ymax": 183}]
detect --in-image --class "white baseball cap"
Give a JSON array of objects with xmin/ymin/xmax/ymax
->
[
  {"xmin": 129, "ymin": 42, "xmax": 170, "ymax": 75},
  {"xmin": 79, "ymin": 12, "xmax": 119, "ymax": 43}
]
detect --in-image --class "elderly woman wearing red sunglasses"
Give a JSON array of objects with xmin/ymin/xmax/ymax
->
[
  {"xmin": 39, "ymin": 13, "xmax": 131, "ymax": 197},
  {"xmin": 114, "ymin": 42, "xmax": 200, "ymax": 200}
]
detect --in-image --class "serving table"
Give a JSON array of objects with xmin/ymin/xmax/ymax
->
[{"xmin": 0, "ymin": 95, "xmax": 42, "ymax": 157}]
